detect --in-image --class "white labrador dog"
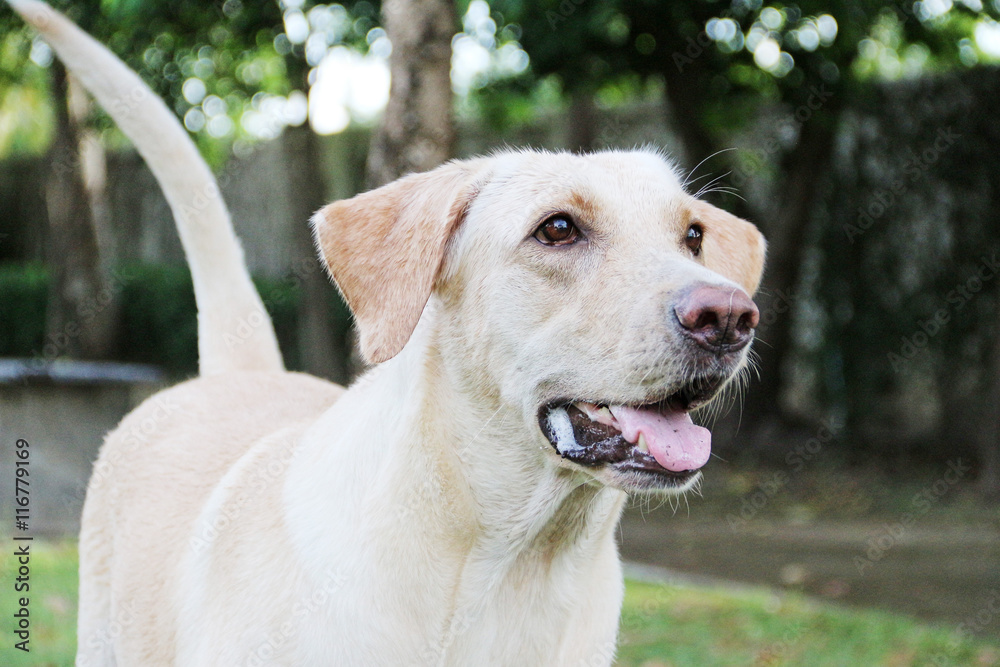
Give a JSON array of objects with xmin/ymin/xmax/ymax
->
[{"xmin": 11, "ymin": 1, "xmax": 766, "ymax": 664}]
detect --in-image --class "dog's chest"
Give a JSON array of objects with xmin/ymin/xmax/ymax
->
[
  {"xmin": 274, "ymin": 549, "xmax": 621, "ymax": 666},
  {"xmin": 410, "ymin": 549, "xmax": 622, "ymax": 665}
]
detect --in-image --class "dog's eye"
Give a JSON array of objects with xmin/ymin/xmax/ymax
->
[
  {"xmin": 534, "ymin": 215, "xmax": 580, "ymax": 246},
  {"xmin": 685, "ymin": 224, "xmax": 704, "ymax": 256}
]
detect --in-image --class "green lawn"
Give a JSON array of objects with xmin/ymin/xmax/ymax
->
[
  {"xmin": 3, "ymin": 541, "xmax": 997, "ymax": 666},
  {"xmin": 617, "ymin": 580, "xmax": 999, "ymax": 666},
  {"xmin": 2, "ymin": 540, "xmax": 78, "ymax": 667}
]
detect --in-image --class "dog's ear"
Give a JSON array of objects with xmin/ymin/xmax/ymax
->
[
  {"xmin": 312, "ymin": 159, "xmax": 487, "ymax": 364},
  {"xmin": 688, "ymin": 200, "xmax": 767, "ymax": 295}
]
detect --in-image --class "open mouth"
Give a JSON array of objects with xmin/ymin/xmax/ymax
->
[{"xmin": 538, "ymin": 376, "xmax": 725, "ymax": 484}]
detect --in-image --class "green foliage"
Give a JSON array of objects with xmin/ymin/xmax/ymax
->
[
  {"xmin": 115, "ymin": 264, "xmax": 200, "ymax": 375},
  {"xmin": 489, "ymin": 0, "xmax": 1000, "ymax": 148},
  {"xmin": 0, "ymin": 262, "xmax": 47, "ymax": 355},
  {"xmin": 0, "ymin": 262, "xmax": 335, "ymax": 377},
  {"xmin": 816, "ymin": 66, "xmax": 1000, "ymax": 457},
  {"xmin": 61, "ymin": 0, "xmax": 295, "ymax": 165},
  {"xmin": 0, "ymin": 19, "xmax": 54, "ymax": 156},
  {"xmin": 1, "ymin": 1, "xmax": 379, "ymax": 163}
]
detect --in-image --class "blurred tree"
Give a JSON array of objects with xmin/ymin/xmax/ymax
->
[
  {"xmin": 91, "ymin": 0, "xmax": 382, "ymax": 382},
  {"xmin": 982, "ymin": 319, "xmax": 1000, "ymax": 497},
  {"xmin": 5, "ymin": 0, "xmax": 1000, "ymax": 484},
  {"xmin": 366, "ymin": 0, "xmax": 456, "ymax": 187},
  {"xmin": 0, "ymin": 13, "xmax": 53, "ymax": 157},
  {"xmin": 2, "ymin": 5, "xmax": 110, "ymax": 358},
  {"xmin": 4, "ymin": 0, "xmax": 377, "ymax": 375},
  {"xmin": 5, "ymin": 0, "xmax": 294, "ymax": 360},
  {"xmin": 43, "ymin": 60, "xmax": 117, "ymax": 359},
  {"xmin": 491, "ymin": 0, "xmax": 1000, "ymax": 450},
  {"xmin": 817, "ymin": 67, "xmax": 1000, "ymax": 490}
]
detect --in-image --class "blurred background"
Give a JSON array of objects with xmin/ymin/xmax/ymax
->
[{"xmin": 1, "ymin": 0, "xmax": 999, "ymax": 664}]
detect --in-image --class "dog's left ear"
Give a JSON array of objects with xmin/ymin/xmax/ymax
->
[
  {"xmin": 688, "ymin": 200, "xmax": 767, "ymax": 295},
  {"xmin": 312, "ymin": 159, "xmax": 488, "ymax": 364}
]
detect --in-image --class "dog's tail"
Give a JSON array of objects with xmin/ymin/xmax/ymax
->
[{"xmin": 9, "ymin": 0, "xmax": 284, "ymax": 375}]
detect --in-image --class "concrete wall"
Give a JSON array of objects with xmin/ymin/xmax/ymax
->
[{"xmin": 0, "ymin": 362, "xmax": 163, "ymax": 535}]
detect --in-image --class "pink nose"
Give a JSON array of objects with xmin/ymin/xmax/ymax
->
[{"xmin": 674, "ymin": 284, "xmax": 759, "ymax": 352}]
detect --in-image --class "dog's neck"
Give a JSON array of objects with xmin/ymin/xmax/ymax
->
[
  {"xmin": 324, "ymin": 310, "xmax": 626, "ymax": 567},
  {"xmin": 284, "ymin": 311, "xmax": 626, "ymax": 656},
  {"xmin": 399, "ymin": 314, "xmax": 625, "ymax": 567}
]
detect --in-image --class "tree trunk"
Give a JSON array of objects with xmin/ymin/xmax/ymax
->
[
  {"xmin": 283, "ymin": 124, "xmax": 349, "ymax": 384},
  {"xmin": 567, "ymin": 89, "xmax": 598, "ymax": 153},
  {"xmin": 365, "ymin": 0, "xmax": 457, "ymax": 188},
  {"xmin": 43, "ymin": 61, "xmax": 117, "ymax": 361},
  {"xmin": 660, "ymin": 60, "xmax": 717, "ymax": 172},
  {"xmin": 742, "ymin": 117, "xmax": 839, "ymax": 429},
  {"xmin": 976, "ymin": 321, "xmax": 1000, "ymax": 497}
]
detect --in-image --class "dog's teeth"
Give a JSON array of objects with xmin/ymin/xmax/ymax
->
[
  {"xmin": 636, "ymin": 433, "xmax": 649, "ymax": 454},
  {"xmin": 597, "ymin": 406, "xmax": 613, "ymax": 422}
]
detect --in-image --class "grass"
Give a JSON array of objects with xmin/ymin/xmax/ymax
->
[
  {"xmin": 617, "ymin": 580, "xmax": 1000, "ymax": 666},
  {"xmin": 2, "ymin": 540, "xmax": 77, "ymax": 667},
  {"xmin": 2, "ymin": 541, "xmax": 998, "ymax": 666}
]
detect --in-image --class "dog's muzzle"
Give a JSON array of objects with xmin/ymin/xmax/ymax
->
[{"xmin": 537, "ymin": 374, "xmax": 727, "ymax": 484}]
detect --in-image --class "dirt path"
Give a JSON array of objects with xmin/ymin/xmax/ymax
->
[{"xmin": 619, "ymin": 509, "xmax": 1000, "ymax": 637}]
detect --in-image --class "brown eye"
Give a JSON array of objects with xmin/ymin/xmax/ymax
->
[
  {"xmin": 685, "ymin": 223, "xmax": 704, "ymax": 256},
  {"xmin": 534, "ymin": 214, "xmax": 579, "ymax": 246}
]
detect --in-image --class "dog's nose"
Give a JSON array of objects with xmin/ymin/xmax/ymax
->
[{"xmin": 674, "ymin": 284, "xmax": 759, "ymax": 352}]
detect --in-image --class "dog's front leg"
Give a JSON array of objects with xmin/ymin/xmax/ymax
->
[{"xmin": 553, "ymin": 542, "xmax": 626, "ymax": 667}]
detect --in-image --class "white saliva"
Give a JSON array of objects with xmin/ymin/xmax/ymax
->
[{"xmin": 547, "ymin": 407, "xmax": 583, "ymax": 456}]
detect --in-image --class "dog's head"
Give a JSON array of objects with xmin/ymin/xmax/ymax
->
[{"xmin": 313, "ymin": 149, "xmax": 765, "ymax": 493}]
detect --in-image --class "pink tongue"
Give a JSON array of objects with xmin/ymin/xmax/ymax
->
[{"xmin": 609, "ymin": 406, "xmax": 711, "ymax": 472}]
